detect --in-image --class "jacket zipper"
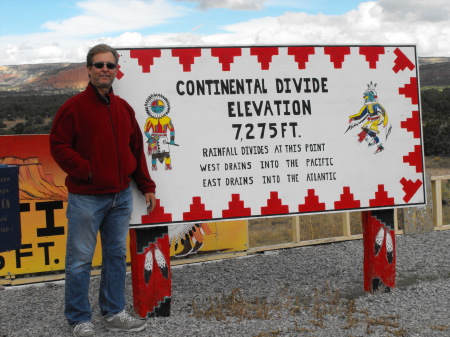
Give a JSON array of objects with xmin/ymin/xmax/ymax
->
[{"xmin": 106, "ymin": 100, "xmax": 122, "ymax": 189}]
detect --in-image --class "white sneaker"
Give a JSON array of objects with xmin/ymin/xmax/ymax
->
[
  {"xmin": 73, "ymin": 321, "xmax": 94, "ymax": 337},
  {"xmin": 105, "ymin": 310, "xmax": 147, "ymax": 332}
]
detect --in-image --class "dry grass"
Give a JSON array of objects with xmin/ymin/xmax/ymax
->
[
  {"xmin": 425, "ymin": 157, "xmax": 450, "ymax": 175},
  {"xmin": 191, "ymin": 287, "xmax": 276, "ymax": 321},
  {"xmin": 190, "ymin": 282, "xmax": 420, "ymax": 336},
  {"xmin": 430, "ymin": 325, "xmax": 450, "ymax": 331},
  {"xmin": 248, "ymin": 217, "xmax": 294, "ymax": 247},
  {"xmin": 248, "ymin": 212, "xmax": 363, "ymax": 248}
]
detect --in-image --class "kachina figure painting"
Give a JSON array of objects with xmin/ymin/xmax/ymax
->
[
  {"xmin": 346, "ymin": 81, "xmax": 392, "ymax": 154},
  {"xmin": 144, "ymin": 93, "xmax": 177, "ymax": 171}
]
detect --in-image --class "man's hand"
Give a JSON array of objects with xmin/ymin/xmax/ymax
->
[{"xmin": 145, "ymin": 193, "xmax": 156, "ymax": 214}]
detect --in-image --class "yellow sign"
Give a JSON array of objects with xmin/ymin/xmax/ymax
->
[
  {"xmin": 0, "ymin": 200, "xmax": 108, "ymax": 276},
  {"xmin": 0, "ymin": 135, "xmax": 248, "ymax": 278}
]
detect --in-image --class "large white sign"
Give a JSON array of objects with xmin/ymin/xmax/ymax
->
[{"xmin": 114, "ymin": 45, "xmax": 425, "ymax": 226}]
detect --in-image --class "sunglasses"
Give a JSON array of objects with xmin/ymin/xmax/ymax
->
[{"xmin": 92, "ymin": 62, "xmax": 117, "ymax": 69}]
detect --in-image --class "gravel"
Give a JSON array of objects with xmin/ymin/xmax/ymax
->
[{"xmin": 2, "ymin": 230, "xmax": 450, "ymax": 337}]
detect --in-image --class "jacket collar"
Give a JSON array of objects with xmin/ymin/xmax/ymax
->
[{"xmin": 88, "ymin": 82, "xmax": 114, "ymax": 104}]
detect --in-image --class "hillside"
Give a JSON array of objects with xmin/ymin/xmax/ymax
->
[
  {"xmin": 418, "ymin": 57, "xmax": 450, "ymax": 87},
  {"xmin": 0, "ymin": 57, "xmax": 449, "ymax": 94},
  {"xmin": 418, "ymin": 57, "xmax": 450, "ymax": 65},
  {"xmin": 0, "ymin": 63, "xmax": 86, "ymax": 94},
  {"xmin": 419, "ymin": 62, "xmax": 450, "ymax": 87}
]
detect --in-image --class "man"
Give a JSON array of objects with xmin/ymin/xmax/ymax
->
[{"xmin": 50, "ymin": 44, "xmax": 156, "ymax": 337}]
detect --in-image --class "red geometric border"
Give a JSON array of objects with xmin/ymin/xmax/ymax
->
[
  {"xmin": 400, "ymin": 178, "xmax": 423, "ymax": 203},
  {"xmin": 403, "ymin": 145, "xmax": 423, "ymax": 173},
  {"xmin": 211, "ymin": 48, "xmax": 242, "ymax": 71},
  {"xmin": 130, "ymin": 49, "xmax": 162, "ymax": 73},
  {"xmin": 250, "ymin": 47, "xmax": 279, "ymax": 70},
  {"xmin": 324, "ymin": 46, "xmax": 351, "ymax": 69},
  {"xmin": 116, "ymin": 65, "xmax": 124, "ymax": 80},
  {"xmin": 183, "ymin": 196, "xmax": 213, "ymax": 221},
  {"xmin": 298, "ymin": 189, "xmax": 326, "ymax": 212},
  {"xmin": 119, "ymin": 45, "xmax": 419, "ymax": 77},
  {"xmin": 393, "ymin": 48, "xmax": 415, "ymax": 73},
  {"xmin": 359, "ymin": 46, "xmax": 385, "ymax": 69},
  {"xmin": 287, "ymin": 47, "xmax": 315, "ymax": 69},
  {"xmin": 369, "ymin": 185, "xmax": 395, "ymax": 207},
  {"xmin": 172, "ymin": 48, "xmax": 202, "ymax": 72},
  {"xmin": 222, "ymin": 193, "xmax": 252, "ymax": 218},
  {"xmin": 141, "ymin": 199, "xmax": 172, "ymax": 224},
  {"xmin": 400, "ymin": 110, "xmax": 421, "ymax": 139},
  {"xmin": 334, "ymin": 186, "xmax": 361, "ymax": 209},
  {"xmin": 399, "ymin": 77, "xmax": 419, "ymax": 104},
  {"xmin": 261, "ymin": 191, "xmax": 289, "ymax": 215}
]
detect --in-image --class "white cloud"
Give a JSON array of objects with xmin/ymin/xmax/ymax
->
[
  {"xmin": 1, "ymin": 0, "xmax": 450, "ymax": 65},
  {"xmin": 176, "ymin": 0, "xmax": 264, "ymax": 10},
  {"xmin": 42, "ymin": 0, "xmax": 185, "ymax": 36},
  {"xmin": 0, "ymin": 0, "xmax": 186, "ymax": 65},
  {"xmin": 378, "ymin": 0, "xmax": 450, "ymax": 22},
  {"xmin": 35, "ymin": 44, "xmax": 66, "ymax": 60},
  {"xmin": 194, "ymin": 1, "xmax": 450, "ymax": 56}
]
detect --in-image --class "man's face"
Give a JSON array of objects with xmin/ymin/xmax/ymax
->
[{"xmin": 88, "ymin": 51, "xmax": 118, "ymax": 91}]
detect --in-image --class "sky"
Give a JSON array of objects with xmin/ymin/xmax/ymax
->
[{"xmin": 0, "ymin": 0, "xmax": 449, "ymax": 65}]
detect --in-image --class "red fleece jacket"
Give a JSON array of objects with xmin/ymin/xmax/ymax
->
[{"xmin": 50, "ymin": 83, "xmax": 156, "ymax": 195}]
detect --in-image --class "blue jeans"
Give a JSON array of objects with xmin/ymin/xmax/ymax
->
[{"xmin": 64, "ymin": 186, "xmax": 133, "ymax": 325}]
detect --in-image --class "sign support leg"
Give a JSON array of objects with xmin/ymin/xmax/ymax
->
[
  {"xmin": 129, "ymin": 226, "xmax": 172, "ymax": 318},
  {"xmin": 362, "ymin": 209, "xmax": 396, "ymax": 293}
]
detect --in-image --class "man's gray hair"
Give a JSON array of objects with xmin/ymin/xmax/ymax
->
[{"xmin": 86, "ymin": 44, "xmax": 119, "ymax": 66}]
